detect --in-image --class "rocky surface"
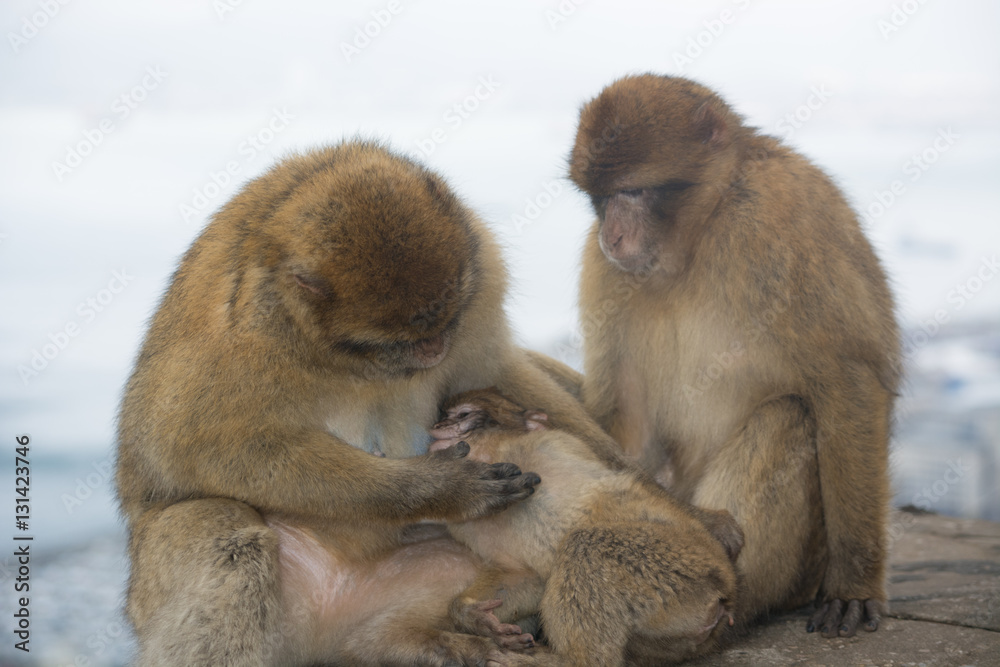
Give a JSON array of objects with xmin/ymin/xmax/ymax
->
[
  {"xmin": 2, "ymin": 508, "xmax": 996, "ymax": 666},
  {"xmin": 691, "ymin": 508, "xmax": 1000, "ymax": 666}
]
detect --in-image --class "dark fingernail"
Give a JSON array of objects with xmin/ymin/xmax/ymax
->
[
  {"xmin": 806, "ymin": 623, "xmax": 815, "ymax": 632},
  {"xmin": 839, "ymin": 625, "xmax": 849, "ymax": 634}
]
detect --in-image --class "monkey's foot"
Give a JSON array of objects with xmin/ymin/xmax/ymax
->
[
  {"xmin": 456, "ymin": 599, "xmax": 535, "ymax": 650},
  {"xmin": 806, "ymin": 598, "xmax": 883, "ymax": 638}
]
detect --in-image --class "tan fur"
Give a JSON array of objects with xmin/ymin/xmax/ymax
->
[
  {"xmin": 569, "ymin": 75, "xmax": 900, "ymax": 638},
  {"xmin": 116, "ymin": 141, "xmax": 618, "ymax": 665},
  {"xmin": 524, "ymin": 349, "xmax": 584, "ymax": 402},
  {"xmin": 431, "ymin": 389, "xmax": 743, "ymax": 666}
]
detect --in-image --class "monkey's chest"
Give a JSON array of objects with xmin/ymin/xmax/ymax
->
[
  {"xmin": 617, "ymin": 304, "xmax": 763, "ymax": 465},
  {"xmin": 323, "ymin": 392, "xmax": 438, "ymax": 458}
]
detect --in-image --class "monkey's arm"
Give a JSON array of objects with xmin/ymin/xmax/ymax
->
[
  {"xmin": 495, "ymin": 349, "xmax": 627, "ymax": 470},
  {"xmin": 524, "ymin": 350, "xmax": 584, "ymax": 401},
  {"xmin": 808, "ymin": 362, "xmax": 892, "ymax": 638},
  {"xmin": 170, "ymin": 431, "xmax": 539, "ymax": 524}
]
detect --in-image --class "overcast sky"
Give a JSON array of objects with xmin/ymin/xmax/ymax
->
[{"xmin": 1, "ymin": 0, "xmax": 998, "ymax": 453}]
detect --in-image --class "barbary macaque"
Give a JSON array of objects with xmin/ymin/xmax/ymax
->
[
  {"xmin": 568, "ymin": 74, "xmax": 900, "ymax": 638},
  {"xmin": 431, "ymin": 388, "xmax": 743, "ymax": 666},
  {"xmin": 116, "ymin": 140, "xmax": 618, "ymax": 666}
]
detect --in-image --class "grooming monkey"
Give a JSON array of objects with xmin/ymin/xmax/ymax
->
[
  {"xmin": 568, "ymin": 75, "xmax": 900, "ymax": 638},
  {"xmin": 430, "ymin": 388, "xmax": 743, "ymax": 666},
  {"xmin": 116, "ymin": 140, "xmax": 619, "ymax": 666}
]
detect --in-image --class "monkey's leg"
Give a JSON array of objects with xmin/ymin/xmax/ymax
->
[
  {"xmin": 690, "ymin": 395, "xmax": 825, "ymax": 624},
  {"xmin": 539, "ymin": 527, "xmax": 644, "ymax": 667},
  {"xmin": 126, "ymin": 499, "xmax": 282, "ymax": 667},
  {"xmin": 524, "ymin": 349, "xmax": 585, "ymax": 401},
  {"xmin": 449, "ymin": 566, "xmax": 544, "ymax": 650},
  {"xmin": 808, "ymin": 363, "xmax": 892, "ymax": 636}
]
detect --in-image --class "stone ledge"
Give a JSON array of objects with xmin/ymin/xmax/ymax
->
[{"xmin": 689, "ymin": 509, "xmax": 1000, "ymax": 666}]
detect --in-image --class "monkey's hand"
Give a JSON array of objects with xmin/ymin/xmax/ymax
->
[
  {"xmin": 807, "ymin": 598, "xmax": 884, "ymax": 638},
  {"xmin": 689, "ymin": 507, "xmax": 745, "ymax": 563},
  {"xmin": 426, "ymin": 442, "xmax": 541, "ymax": 521},
  {"xmin": 453, "ymin": 599, "xmax": 535, "ymax": 651}
]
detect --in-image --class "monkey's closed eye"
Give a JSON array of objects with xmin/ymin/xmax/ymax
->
[
  {"xmin": 654, "ymin": 180, "xmax": 696, "ymax": 195},
  {"xmin": 619, "ymin": 188, "xmax": 645, "ymax": 197}
]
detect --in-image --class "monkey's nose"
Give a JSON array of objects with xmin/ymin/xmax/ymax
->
[{"xmin": 413, "ymin": 332, "xmax": 450, "ymax": 368}]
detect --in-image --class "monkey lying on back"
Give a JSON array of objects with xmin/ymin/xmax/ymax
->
[{"xmin": 430, "ymin": 388, "xmax": 743, "ymax": 666}]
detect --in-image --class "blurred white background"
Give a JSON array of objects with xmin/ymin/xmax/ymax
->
[{"xmin": 1, "ymin": 0, "xmax": 998, "ymax": 664}]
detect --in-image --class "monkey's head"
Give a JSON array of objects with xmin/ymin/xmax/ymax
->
[
  {"xmin": 250, "ymin": 141, "xmax": 480, "ymax": 377},
  {"xmin": 569, "ymin": 74, "xmax": 743, "ymax": 275},
  {"xmin": 649, "ymin": 519, "xmax": 741, "ymax": 661},
  {"xmin": 429, "ymin": 388, "xmax": 547, "ymax": 452}
]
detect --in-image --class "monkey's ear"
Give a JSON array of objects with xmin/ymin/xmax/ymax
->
[{"xmin": 693, "ymin": 101, "xmax": 730, "ymax": 147}]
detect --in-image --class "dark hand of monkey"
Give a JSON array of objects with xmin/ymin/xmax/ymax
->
[
  {"xmin": 426, "ymin": 442, "xmax": 542, "ymax": 520},
  {"xmin": 807, "ymin": 598, "xmax": 883, "ymax": 638}
]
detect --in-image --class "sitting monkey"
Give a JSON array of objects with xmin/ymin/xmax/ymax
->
[{"xmin": 430, "ymin": 389, "xmax": 744, "ymax": 666}]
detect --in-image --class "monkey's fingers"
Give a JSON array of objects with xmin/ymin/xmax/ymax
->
[
  {"xmin": 819, "ymin": 599, "xmax": 845, "ymax": 638},
  {"xmin": 805, "ymin": 601, "xmax": 829, "ymax": 634},
  {"xmin": 459, "ymin": 599, "xmax": 534, "ymax": 650},
  {"xmin": 837, "ymin": 599, "xmax": 863, "ymax": 637},
  {"xmin": 467, "ymin": 471, "xmax": 541, "ymax": 519},
  {"xmin": 502, "ymin": 472, "xmax": 542, "ymax": 497},
  {"xmin": 429, "ymin": 423, "xmax": 465, "ymax": 440},
  {"xmin": 432, "ymin": 440, "xmax": 472, "ymax": 460},
  {"xmin": 806, "ymin": 598, "xmax": 857, "ymax": 639},
  {"xmin": 808, "ymin": 597, "xmax": 883, "ymax": 638},
  {"xmin": 489, "ymin": 471, "xmax": 541, "ymax": 504},
  {"xmin": 863, "ymin": 599, "xmax": 884, "ymax": 632},
  {"xmin": 495, "ymin": 633, "xmax": 535, "ymax": 651},
  {"xmin": 483, "ymin": 461, "xmax": 524, "ymax": 481}
]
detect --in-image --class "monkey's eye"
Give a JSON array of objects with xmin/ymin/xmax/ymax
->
[
  {"xmin": 619, "ymin": 188, "xmax": 645, "ymax": 197},
  {"xmin": 655, "ymin": 180, "xmax": 696, "ymax": 195}
]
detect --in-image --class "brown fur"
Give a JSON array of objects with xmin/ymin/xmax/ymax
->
[
  {"xmin": 430, "ymin": 388, "xmax": 743, "ymax": 666},
  {"xmin": 116, "ymin": 140, "xmax": 619, "ymax": 665},
  {"xmin": 568, "ymin": 75, "xmax": 900, "ymax": 638}
]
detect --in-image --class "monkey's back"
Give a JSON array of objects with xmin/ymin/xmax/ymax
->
[{"xmin": 711, "ymin": 133, "xmax": 900, "ymax": 388}]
